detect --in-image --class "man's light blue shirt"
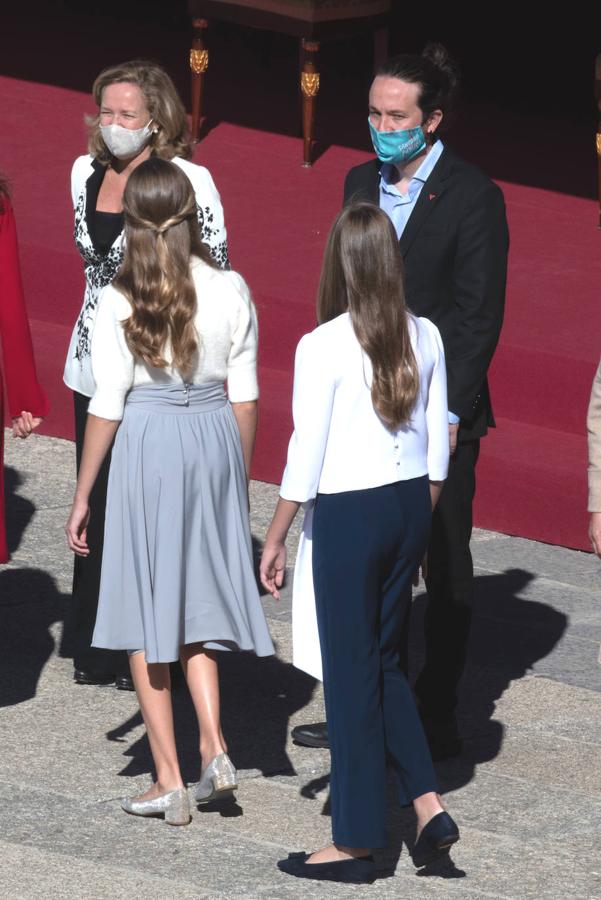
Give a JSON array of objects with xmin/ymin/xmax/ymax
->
[
  {"xmin": 379, "ymin": 139, "xmax": 444, "ymax": 240},
  {"xmin": 378, "ymin": 140, "xmax": 459, "ymax": 424}
]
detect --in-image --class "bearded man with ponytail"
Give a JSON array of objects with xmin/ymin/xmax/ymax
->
[{"xmin": 293, "ymin": 43, "xmax": 509, "ymax": 763}]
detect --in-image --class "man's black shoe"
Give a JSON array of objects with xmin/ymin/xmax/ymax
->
[
  {"xmin": 291, "ymin": 722, "xmax": 330, "ymax": 749},
  {"xmin": 74, "ymin": 669, "xmax": 115, "ymax": 686},
  {"xmin": 291, "ymin": 716, "xmax": 463, "ymax": 757},
  {"xmin": 115, "ymin": 675, "xmax": 135, "ymax": 691}
]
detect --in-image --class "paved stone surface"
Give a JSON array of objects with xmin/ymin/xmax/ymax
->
[{"xmin": 1, "ymin": 430, "xmax": 601, "ymax": 899}]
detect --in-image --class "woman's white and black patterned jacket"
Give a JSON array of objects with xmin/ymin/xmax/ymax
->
[{"xmin": 63, "ymin": 153, "xmax": 229, "ymax": 398}]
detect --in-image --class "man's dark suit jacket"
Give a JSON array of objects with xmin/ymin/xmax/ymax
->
[{"xmin": 344, "ymin": 147, "xmax": 509, "ymax": 442}]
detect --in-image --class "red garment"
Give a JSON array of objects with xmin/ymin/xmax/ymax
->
[{"xmin": 0, "ymin": 195, "xmax": 49, "ymax": 562}]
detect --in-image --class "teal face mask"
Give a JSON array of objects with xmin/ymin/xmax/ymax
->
[{"xmin": 368, "ymin": 119, "xmax": 426, "ymax": 166}]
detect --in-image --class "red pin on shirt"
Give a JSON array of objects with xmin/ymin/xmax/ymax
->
[{"xmin": 429, "ymin": 193, "xmax": 437, "ymax": 200}]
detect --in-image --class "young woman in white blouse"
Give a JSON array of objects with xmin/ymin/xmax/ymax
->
[
  {"xmin": 65, "ymin": 60, "xmax": 229, "ymax": 690},
  {"xmin": 65, "ymin": 158, "xmax": 273, "ymax": 826},
  {"xmin": 261, "ymin": 203, "xmax": 459, "ymax": 883}
]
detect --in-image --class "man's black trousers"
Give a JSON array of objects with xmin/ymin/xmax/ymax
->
[{"xmin": 412, "ymin": 439, "xmax": 481, "ymax": 721}]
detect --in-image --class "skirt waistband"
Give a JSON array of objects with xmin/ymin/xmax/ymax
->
[{"xmin": 125, "ymin": 381, "xmax": 227, "ymax": 412}]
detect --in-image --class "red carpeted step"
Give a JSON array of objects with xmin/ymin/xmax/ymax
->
[
  {"xmin": 489, "ymin": 344, "xmax": 597, "ymax": 437},
  {"xmin": 28, "ymin": 319, "xmax": 74, "ymax": 441},
  {"xmin": 3, "ymin": 73, "xmax": 601, "ymax": 550},
  {"xmin": 252, "ymin": 365, "xmax": 293, "ymax": 485},
  {"xmin": 475, "ymin": 417, "xmax": 589, "ymax": 550}
]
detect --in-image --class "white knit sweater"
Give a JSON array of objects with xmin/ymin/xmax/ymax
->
[
  {"xmin": 64, "ymin": 154, "xmax": 229, "ymax": 398},
  {"xmin": 88, "ymin": 258, "xmax": 258, "ymax": 421}
]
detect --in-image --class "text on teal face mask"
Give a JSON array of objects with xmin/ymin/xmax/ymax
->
[{"xmin": 368, "ymin": 119, "xmax": 426, "ymax": 165}]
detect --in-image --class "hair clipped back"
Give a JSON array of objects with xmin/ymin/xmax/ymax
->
[
  {"xmin": 88, "ymin": 59, "xmax": 192, "ymax": 163},
  {"xmin": 317, "ymin": 203, "xmax": 420, "ymax": 431},
  {"xmin": 114, "ymin": 157, "xmax": 218, "ymax": 375},
  {"xmin": 377, "ymin": 42, "xmax": 460, "ymax": 127}
]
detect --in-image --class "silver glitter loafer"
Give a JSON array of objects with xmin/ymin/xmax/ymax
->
[
  {"xmin": 195, "ymin": 753, "xmax": 238, "ymax": 803},
  {"xmin": 121, "ymin": 787, "xmax": 191, "ymax": 825}
]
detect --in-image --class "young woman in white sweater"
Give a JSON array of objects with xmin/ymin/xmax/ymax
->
[
  {"xmin": 261, "ymin": 203, "xmax": 459, "ymax": 883},
  {"xmin": 65, "ymin": 158, "xmax": 273, "ymax": 826}
]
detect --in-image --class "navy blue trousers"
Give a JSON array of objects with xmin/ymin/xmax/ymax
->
[{"xmin": 312, "ymin": 476, "xmax": 438, "ymax": 848}]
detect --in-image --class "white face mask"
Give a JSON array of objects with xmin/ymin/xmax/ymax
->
[{"xmin": 100, "ymin": 120, "xmax": 154, "ymax": 159}]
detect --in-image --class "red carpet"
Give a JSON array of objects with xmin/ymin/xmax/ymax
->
[{"xmin": 1, "ymin": 70, "xmax": 599, "ymax": 551}]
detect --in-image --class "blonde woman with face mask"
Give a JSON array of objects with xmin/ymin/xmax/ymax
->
[{"xmin": 64, "ymin": 60, "xmax": 229, "ymax": 691}]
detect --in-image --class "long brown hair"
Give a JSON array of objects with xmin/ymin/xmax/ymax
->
[
  {"xmin": 317, "ymin": 202, "xmax": 419, "ymax": 430},
  {"xmin": 87, "ymin": 60, "xmax": 192, "ymax": 164},
  {"xmin": 114, "ymin": 157, "xmax": 218, "ymax": 374}
]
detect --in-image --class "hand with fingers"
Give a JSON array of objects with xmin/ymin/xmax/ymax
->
[
  {"xmin": 12, "ymin": 411, "xmax": 43, "ymax": 438},
  {"xmin": 589, "ymin": 512, "xmax": 601, "ymax": 558},
  {"xmin": 448, "ymin": 423, "xmax": 458, "ymax": 455},
  {"xmin": 260, "ymin": 539, "xmax": 287, "ymax": 600},
  {"xmin": 65, "ymin": 498, "xmax": 91, "ymax": 556}
]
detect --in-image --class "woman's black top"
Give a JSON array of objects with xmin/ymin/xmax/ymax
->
[
  {"xmin": 93, "ymin": 210, "xmax": 123, "ymax": 256},
  {"xmin": 85, "ymin": 163, "xmax": 124, "ymax": 255}
]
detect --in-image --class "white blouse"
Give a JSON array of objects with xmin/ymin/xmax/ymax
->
[
  {"xmin": 88, "ymin": 259, "xmax": 258, "ymax": 421},
  {"xmin": 280, "ymin": 312, "xmax": 449, "ymax": 502},
  {"xmin": 64, "ymin": 154, "xmax": 229, "ymax": 398}
]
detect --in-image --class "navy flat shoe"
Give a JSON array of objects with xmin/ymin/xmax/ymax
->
[
  {"xmin": 277, "ymin": 851, "xmax": 376, "ymax": 883},
  {"xmin": 412, "ymin": 811, "xmax": 460, "ymax": 867}
]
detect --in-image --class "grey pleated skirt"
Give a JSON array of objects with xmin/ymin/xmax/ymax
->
[{"xmin": 92, "ymin": 381, "xmax": 274, "ymax": 664}]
